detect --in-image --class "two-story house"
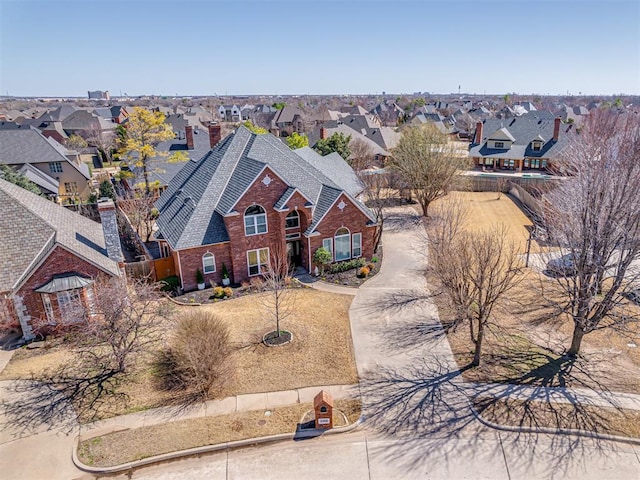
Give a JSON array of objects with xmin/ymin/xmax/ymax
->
[
  {"xmin": 469, "ymin": 112, "xmax": 571, "ymax": 172},
  {"xmin": 0, "ymin": 126, "xmax": 92, "ymax": 201},
  {"xmin": 154, "ymin": 126, "xmax": 377, "ymax": 291}
]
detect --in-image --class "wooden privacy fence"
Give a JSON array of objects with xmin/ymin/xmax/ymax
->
[{"xmin": 124, "ymin": 256, "xmax": 176, "ymax": 282}]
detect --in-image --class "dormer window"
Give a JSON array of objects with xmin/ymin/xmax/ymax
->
[
  {"xmin": 494, "ymin": 142, "xmax": 504, "ymax": 148},
  {"xmin": 532, "ymin": 140, "xmax": 544, "ymax": 152}
]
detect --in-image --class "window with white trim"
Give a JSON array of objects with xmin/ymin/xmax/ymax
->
[
  {"xmin": 41, "ymin": 294, "xmax": 55, "ymax": 324},
  {"xmin": 247, "ymin": 247, "xmax": 269, "ymax": 276},
  {"xmin": 56, "ymin": 289, "xmax": 82, "ymax": 322},
  {"xmin": 244, "ymin": 205, "xmax": 267, "ymax": 236},
  {"xmin": 334, "ymin": 228, "xmax": 351, "ymax": 261},
  {"xmin": 494, "ymin": 142, "xmax": 504, "ymax": 148},
  {"xmin": 202, "ymin": 252, "xmax": 216, "ymax": 274},
  {"xmin": 352, "ymin": 233, "xmax": 362, "ymax": 258},
  {"xmin": 285, "ymin": 210, "xmax": 299, "ymax": 229},
  {"xmin": 322, "ymin": 238, "xmax": 333, "ymax": 260}
]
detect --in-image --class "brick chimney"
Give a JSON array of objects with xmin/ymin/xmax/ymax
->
[
  {"xmin": 474, "ymin": 121, "xmax": 483, "ymax": 144},
  {"xmin": 553, "ymin": 117, "xmax": 561, "ymax": 142},
  {"xmin": 320, "ymin": 127, "xmax": 327, "ymax": 140},
  {"xmin": 208, "ymin": 123, "xmax": 222, "ymax": 149},
  {"xmin": 185, "ymin": 125, "xmax": 194, "ymax": 150},
  {"xmin": 97, "ymin": 198, "xmax": 124, "ymax": 264}
]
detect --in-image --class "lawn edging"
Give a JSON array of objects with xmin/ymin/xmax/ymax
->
[
  {"xmin": 469, "ymin": 396, "xmax": 640, "ymax": 446},
  {"xmin": 72, "ymin": 414, "xmax": 364, "ymax": 474}
]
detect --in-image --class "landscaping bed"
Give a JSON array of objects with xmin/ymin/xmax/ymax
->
[
  {"xmin": 77, "ymin": 399, "xmax": 361, "ymax": 468},
  {"xmin": 319, "ymin": 247, "xmax": 383, "ymax": 287},
  {"xmin": 474, "ymin": 397, "xmax": 640, "ymax": 439}
]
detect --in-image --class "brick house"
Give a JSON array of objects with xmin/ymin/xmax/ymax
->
[
  {"xmin": 155, "ymin": 126, "xmax": 377, "ymax": 292},
  {"xmin": 0, "ymin": 179, "xmax": 122, "ymax": 340}
]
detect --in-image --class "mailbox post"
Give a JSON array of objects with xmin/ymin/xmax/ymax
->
[{"xmin": 314, "ymin": 390, "xmax": 334, "ymax": 429}]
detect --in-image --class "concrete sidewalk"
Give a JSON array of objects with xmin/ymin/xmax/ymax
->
[
  {"xmin": 82, "ymin": 383, "xmax": 358, "ymax": 436},
  {"xmin": 295, "ymin": 273, "xmax": 358, "ymax": 296}
]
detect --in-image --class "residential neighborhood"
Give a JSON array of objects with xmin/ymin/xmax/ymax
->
[{"xmin": 1, "ymin": 1, "xmax": 639, "ymax": 479}]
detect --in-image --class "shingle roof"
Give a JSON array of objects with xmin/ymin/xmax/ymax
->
[
  {"xmin": 156, "ymin": 127, "xmax": 375, "ymax": 250},
  {"xmin": 0, "ymin": 179, "xmax": 120, "ymax": 292},
  {"xmin": 17, "ymin": 163, "xmax": 59, "ymax": 194},
  {"xmin": 294, "ymin": 147, "xmax": 363, "ymax": 198},
  {"xmin": 0, "ymin": 129, "xmax": 90, "ymax": 179},
  {"xmin": 469, "ymin": 112, "xmax": 571, "ymax": 160}
]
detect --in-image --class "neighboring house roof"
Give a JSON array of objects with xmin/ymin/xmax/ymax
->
[
  {"xmin": 40, "ymin": 121, "xmax": 69, "ymax": 139},
  {"xmin": 307, "ymin": 123, "xmax": 390, "ymax": 157},
  {"xmin": 0, "ymin": 129, "xmax": 91, "ymax": 179},
  {"xmin": 38, "ymin": 105, "xmax": 78, "ymax": 123},
  {"xmin": 155, "ymin": 127, "xmax": 375, "ymax": 250},
  {"xmin": 0, "ymin": 178, "xmax": 120, "ymax": 292},
  {"xmin": 274, "ymin": 106, "xmax": 304, "ymax": 124},
  {"xmin": 62, "ymin": 110, "xmax": 115, "ymax": 133},
  {"xmin": 469, "ymin": 112, "xmax": 571, "ymax": 160},
  {"xmin": 294, "ymin": 146, "xmax": 363, "ymax": 198},
  {"xmin": 17, "ymin": 163, "xmax": 59, "ymax": 195}
]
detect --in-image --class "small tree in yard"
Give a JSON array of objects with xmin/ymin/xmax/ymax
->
[
  {"xmin": 428, "ymin": 200, "xmax": 521, "ymax": 366},
  {"xmin": 543, "ymin": 110, "xmax": 640, "ymax": 357},
  {"xmin": 261, "ymin": 243, "xmax": 296, "ymax": 345},
  {"xmin": 153, "ymin": 311, "xmax": 233, "ymax": 402},
  {"xmin": 313, "ymin": 247, "xmax": 332, "ymax": 275},
  {"xmin": 285, "ymin": 132, "xmax": 309, "ymax": 149},
  {"xmin": 391, "ymin": 124, "xmax": 471, "ymax": 217},
  {"xmin": 118, "ymin": 191, "xmax": 159, "ymax": 242},
  {"xmin": 3, "ymin": 277, "xmax": 172, "ymax": 431},
  {"xmin": 314, "ymin": 132, "xmax": 352, "ymax": 160}
]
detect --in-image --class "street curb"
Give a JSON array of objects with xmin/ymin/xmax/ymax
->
[
  {"xmin": 72, "ymin": 414, "xmax": 363, "ymax": 474},
  {"xmin": 469, "ymin": 400, "xmax": 640, "ymax": 446}
]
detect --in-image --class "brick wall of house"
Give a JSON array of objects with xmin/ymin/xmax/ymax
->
[
  {"xmin": 176, "ymin": 243, "xmax": 233, "ymax": 292},
  {"xmin": 16, "ymin": 245, "xmax": 112, "ymax": 332},
  {"xmin": 309, "ymin": 193, "xmax": 376, "ymax": 267}
]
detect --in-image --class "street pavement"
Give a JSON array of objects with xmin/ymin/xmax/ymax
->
[{"xmin": 2, "ymin": 206, "xmax": 640, "ymax": 479}]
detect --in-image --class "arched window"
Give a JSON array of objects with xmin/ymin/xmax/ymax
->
[
  {"xmin": 244, "ymin": 205, "xmax": 267, "ymax": 236},
  {"xmin": 285, "ymin": 210, "xmax": 299, "ymax": 229},
  {"xmin": 334, "ymin": 227, "xmax": 351, "ymax": 261},
  {"xmin": 202, "ymin": 252, "xmax": 216, "ymax": 274}
]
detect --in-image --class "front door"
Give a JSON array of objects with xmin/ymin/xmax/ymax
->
[{"xmin": 286, "ymin": 240, "xmax": 302, "ymax": 268}]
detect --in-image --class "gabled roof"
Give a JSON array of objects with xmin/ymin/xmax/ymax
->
[
  {"xmin": 156, "ymin": 127, "xmax": 375, "ymax": 250},
  {"xmin": 0, "ymin": 179, "xmax": 120, "ymax": 292},
  {"xmin": 17, "ymin": 163, "xmax": 59, "ymax": 195},
  {"xmin": 487, "ymin": 127, "xmax": 516, "ymax": 142},
  {"xmin": 294, "ymin": 146, "xmax": 363, "ymax": 198},
  {"xmin": 0, "ymin": 129, "xmax": 90, "ymax": 179},
  {"xmin": 37, "ymin": 105, "xmax": 78, "ymax": 123}
]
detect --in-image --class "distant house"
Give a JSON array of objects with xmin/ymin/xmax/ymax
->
[
  {"xmin": 0, "ymin": 179, "xmax": 122, "ymax": 340},
  {"xmin": 271, "ymin": 106, "xmax": 305, "ymax": 137},
  {"xmin": 218, "ymin": 105, "xmax": 242, "ymax": 122},
  {"xmin": 469, "ymin": 112, "xmax": 571, "ymax": 171},
  {"xmin": 369, "ymin": 101, "xmax": 405, "ymax": 126},
  {"xmin": 93, "ymin": 105, "xmax": 129, "ymax": 124},
  {"xmin": 61, "ymin": 110, "xmax": 116, "ymax": 137},
  {"xmin": 0, "ymin": 126, "xmax": 92, "ymax": 200},
  {"xmin": 154, "ymin": 126, "xmax": 377, "ymax": 292}
]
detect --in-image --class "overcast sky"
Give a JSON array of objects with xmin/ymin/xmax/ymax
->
[{"xmin": 1, "ymin": 0, "xmax": 638, "ymax": 97}]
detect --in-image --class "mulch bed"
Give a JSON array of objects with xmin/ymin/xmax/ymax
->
[{"xmin": 319, "ymin": 247, "xmax": 383, "ymax": 288}]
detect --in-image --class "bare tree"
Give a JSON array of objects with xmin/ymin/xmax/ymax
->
[
  {"xmin": 495, "ymin": 177, "xmax": 509, "ymax": 200},
  {"xmin": 543, "ymin": 110, "xmax": 640, "ymax": 357},
  {"xmin": 351, "ymin": 138, "xmax": 385, "ymax": 251},
  {"xmin": 428, "ymin": 200, "xmax": 522, "ymax": 366},
  {"xmin": 118, "ymin": 191, "xmax": 158, "ymax": 242},
  {"xmin": 4, "ymin": 277, "xmax": 171, "ymax": 431},
  {"xmin": 391, "ymin": 124, "xmax": 471, "ymax": 217},
  {"xmin": 86, "ymin": 126, "xmax": 117, "ymax": 166},
  {"xmin": 260, "ymin": 243, "xmax": 296, "ymax": 345}
]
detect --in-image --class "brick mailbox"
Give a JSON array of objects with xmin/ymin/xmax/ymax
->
[{"xmin": 314, "ymin": 390, "xmax": 334, "ymax": 429}]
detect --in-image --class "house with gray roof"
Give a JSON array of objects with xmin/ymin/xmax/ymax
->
[
  {"xmin": 0, "ymin": 127, "xmax": 91, "ymax": 200},
  {"xmin": 469, "ymin": 112, "xmax": 571, "ymax": 171},
  {"xmin": 154, "ymin": 126, "xmax": 377, "ymax": 291},
  {"xmin": 0, "ymin": 179, "xmax": 121, "ymax": 340}
]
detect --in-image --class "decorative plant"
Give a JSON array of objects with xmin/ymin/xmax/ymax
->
[
  {"xmin": 196, "ymin": 268, "xmax": 204, "ymax": 284},
  {"xmin": 357, "ymin": 266, "xmax": 370, "ymax": 278},
  {"xmin": 221, "ymin": 263, "xmax": 230, "ymax": 279},
  {"xmin": 313, "ymin": 247, "xmax": 332, "ymax": 275}
]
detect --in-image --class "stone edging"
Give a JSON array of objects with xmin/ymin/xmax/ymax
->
[
  {"xmin": 469, "ymin": 399, "xmax": 640, "ymax": 446},
  {"xmin": 72, "ymin": 415, "xmax": 363, "ymax": 474}
]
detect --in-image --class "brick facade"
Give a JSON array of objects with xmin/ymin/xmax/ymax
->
[
  {"xmin": 170, "ymin": 169, "xmax": 376, "ymax": 291},
  {"xmin": 15, "ymin": 246, "xmax": 109, "ymax": 333}
]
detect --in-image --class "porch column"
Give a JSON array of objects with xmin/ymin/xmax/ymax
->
[{"xmin": 517, "ymin": 159, "xmax": 522, "ymax": 172}]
